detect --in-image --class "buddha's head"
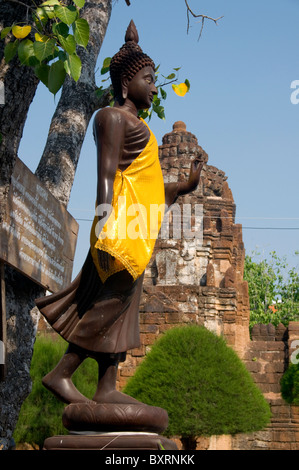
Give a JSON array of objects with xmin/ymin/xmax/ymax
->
[{"xmin": 110, "ymin": 20, "xmax": 156, "ymax": 103}]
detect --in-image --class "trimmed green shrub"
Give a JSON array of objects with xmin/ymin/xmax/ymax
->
[
  {"xmin": 124, "ymin": 325, "xmax": 271, "ymax": 447},
  {"xmin": 13, "ymin": 334, "xmax": 98, "ymax": 448},
  {"xmin": 281, "ymin": 363, "xmax": 299, "ymax": 405}
]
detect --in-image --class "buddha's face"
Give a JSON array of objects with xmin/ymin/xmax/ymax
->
[{"xmin": 125, "ymin": 66, "xmax": 158, "ymax": 110}]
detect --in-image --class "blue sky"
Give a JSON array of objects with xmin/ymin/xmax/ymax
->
[{"xmin": 18, "ymin": 0, "xmax": 299, "ymax": 278}]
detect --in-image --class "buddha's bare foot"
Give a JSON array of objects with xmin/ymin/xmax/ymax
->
[
  {"xmin": 42, "ymin": 372, "xmax": 92, "ymax": 405},
  {"xmin": 92, "ymin": 389, "xmax": 143, "ymax": 405}
]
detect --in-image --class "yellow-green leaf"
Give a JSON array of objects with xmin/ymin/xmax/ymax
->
[
  {"xmin": 12, "ymin": 25, "xmax": 32, "ymax": 39},
  {"xmin": 73, "ymin": 0, "xmax": 85, "ymax": 7},
  {"xmin": 35, "ymin": 33, "xmax": 48, "ymax": 42},
  {"xmin": 172, "ymin": 83, "xmax": 189, "ymax": 97},
  {"xmin": 41, "ymin": 0, "xmax": 60, "ymax": 5}
]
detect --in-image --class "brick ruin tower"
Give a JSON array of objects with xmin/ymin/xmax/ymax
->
[{"xmin": 143, "ymin": 121, "xmax": 251, "ymax": 354}]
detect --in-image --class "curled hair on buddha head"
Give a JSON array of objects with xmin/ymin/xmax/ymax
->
[{"xmin": 110, "ymin": 20, "xmax": 155, "ymax": 100}]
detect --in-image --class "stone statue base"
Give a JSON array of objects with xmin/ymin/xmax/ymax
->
[
  {"xmin": 62, "ymin": 402, "xmax": 169, "ymax": 433},
  {"xmin": 43, "ymin": 432, "xmax": 177, "ymax": 450},
  {"xmin": 43, "ymin": 401, "xmax": 178, "ymax": 450}
]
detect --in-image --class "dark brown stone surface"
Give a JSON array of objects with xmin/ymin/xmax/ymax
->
[
  {"xmin": 43, "ymin": 433, "xmax": 178, "ymax": 450},
  {"xmin": 62, "ymin": 402, "xmax": 168, "ymax": 434}
]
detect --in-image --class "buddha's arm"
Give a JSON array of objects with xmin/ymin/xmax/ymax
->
[
  {"xmin": 93, "ymin": 108, "xmax": 125, "ymax": 271},
  {"xmin": 164, "ymin": 158, "xmax": 203, "ymax": 207},
  {"xmin": 94, "ymin": 108, "xmax": 125, "ymax": 208}
]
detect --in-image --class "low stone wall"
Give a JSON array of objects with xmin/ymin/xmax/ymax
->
[{"xmin": 236, "ymin": 322, "xmax": 299, "ymax": 450}]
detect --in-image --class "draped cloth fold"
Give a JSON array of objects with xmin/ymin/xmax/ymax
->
[
  {"xmin": 90, "ymin": 118, "xmax": 165, "ymax": 283},
  {"xmin": 35, "ymin": 119, "xmax": 165, "ymax": 355}
]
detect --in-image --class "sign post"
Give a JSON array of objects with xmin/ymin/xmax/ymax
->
[
  {"xmin": 0, "ymin": 158, "xmax": 79, "ymax": 379},
  {"xmin": 0, "ymin": 158, "xmax": 79, "ymax": 292}
]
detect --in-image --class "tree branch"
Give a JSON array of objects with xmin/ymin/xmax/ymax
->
[
  {"xmin": 184, "ymin": 0, "xmax": 223, "ymax": 40},
  {"xmin": 5, "ymin": 0, "xmax": 45, "ymax": 31},
  {"xmin": 158, "ymin": 78, "xmax": 177, "ymax": 88},
  {"xmin": 5, "ymin": 0, "xmax": 35, "ymax": 12}
]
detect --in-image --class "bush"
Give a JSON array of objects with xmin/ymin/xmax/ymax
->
[
  {"xmin": 281, "ymin": 363, "xmax": 299, "ymax": 405},
  {"xmin": 244, "ymin": 251, "xmax": 299, "ymax": 329},
  {"xmin": 13, "ymin": 334, "xmax": 98, "ymax": 448},
  {"xmin": 124, "ymin": 325, "xmax": 271, "ymax": 447}
]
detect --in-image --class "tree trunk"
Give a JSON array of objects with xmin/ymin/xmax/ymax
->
[
  {"xmin": 0, "ymin": 0, "xmax": 43, "ymax": 451},
  {"xmin": 0, "ymin": 0, "xmax": 112, "ymax": 449},
  {"xmin": 0, "ymin": 0, "xmax": 40, "ymax": 222},
  {"xmin": 35, "ymin": 0, "xmax": 112, "ymax": 206}
]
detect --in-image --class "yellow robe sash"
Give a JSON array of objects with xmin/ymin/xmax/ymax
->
[{"xmin": 90, "ymin": 119, "xmax": 165, "ymax": 283}]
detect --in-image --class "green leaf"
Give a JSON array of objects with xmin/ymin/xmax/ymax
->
[
  {"xmin": 34, "ymin": 7, "xmax": 49, "ymax": 27},
  {"xmin": 46, "ymin": 46, "xmax": 60, "ymax": 63},
  {"xmin": 4, "ymin": 40, "xmax": 18, "ymax": 63},
  {"xmin": 34, "ymin": 63, "xmax": 50, "ymax": 86},
  {"xmin": 100, "ymin": 57, "xmax": 111, "ymax": 75},
  {"xmin": 33, "ymin": 38, "xmax": 56, "ymax": 62},
  {"xmin": 52, "ymin": 22, "xmax": 69, "ymax": 37},
  {"xmin": 42, "ymin": 6, "xmax": 56, "ymax": 20},
  {"xmin": 73, "ymin": 18, "xmax": 89, "ymax": 48},
  {"xmin": 64, "ymin": 58, "xmax": 71, "ymax": 76},
  {"xmin": 40, "ymin": 0, "xmax": 60, "ymax": 18},
  {"xmin": 18, "ymin": 39, "xmax": 35, "ymax": 65},
  {"xmin": 58, "ymin": 34, "xmax": 76, "ymax": 55},
  {"xmin": 164, "ymin": 73, "xmax": 176, "ymax": 80},
  {"xmin": 100, "ymin": 66, "xmax": 110, "ymax": 75},
  {"xmin": 160, "ymin": 88, "xmax": 167, "ymax": 100},
  {"xmin": 1, "ymin": 27, "xmax": 12, "ymax": 40},
  {"xmin": 95, "ymin": 87, "xmax": 104, "ymax": 98},
  {"xmin": 54, "ymin": 5, "xmax": 78, "ymax": 25},
  {"xmin": 67, "ymin": 53, "xmax": 81, "ymax": 81},
  {"xmin": 102, "ymin": 57, "xmax": 111, "ymax": 68},
  {"xmin": 73, "ymin": 0, "xmax": 85, "ymax": 8},
  {"xmin": 184, "ymin": 79, "xmax": 190, "ymax": 91},
  {"xmin": 153, "ymin": 104, "xmax": 165, "ymax": 120},
  {"xmin": 138, "ymin": 109, "xmax": 151, "ymax": 120},
  {"xmin": 48, "ymin": 59, "xmax": 66, "ymax": 94},
  {"xmin": 58, "ymin": 50, "xmax": 67, "ymax": 61}
]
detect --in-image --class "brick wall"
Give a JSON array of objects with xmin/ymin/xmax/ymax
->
[{"xmin": 232, "ymin": 322, "xmax": 299, "ymax": 450}]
